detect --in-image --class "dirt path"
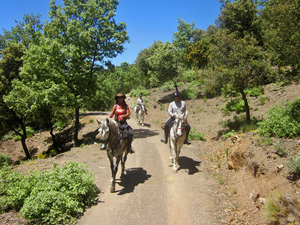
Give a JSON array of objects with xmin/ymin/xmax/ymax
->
[{"xmin": 76, "ymin": 113, "xmax": 225, "ymax": 225}]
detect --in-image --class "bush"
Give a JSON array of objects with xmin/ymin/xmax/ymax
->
[
  {"xmin": 287, "ymin": 156, "xmax": 300, "ymax": 177},
  {"xmin": 0, "ymin": 154, "xmax": 12, "ymax": 167},
  {"xmin": 181, "ymin": 88, "xmax": 197, "ymax": 100},
  {"xmin": 189, "ymin": 128, "xmax": 206, "ymax": 141},
  {"xmin": 257, "ymin": 98, "xmax": 300, "ymax": 138},
  {"xmin": 130, "ymin": 89, "xmax": 150, "ymax": 97},
  {"xmin": 274, "ymin": 141, "xmax": 287, "ymax": 157},
  {"xmin": 245, "ymin": 86, "xmax": 264, "ymax": 97},
  {"xmin": 222, "ymin": 98, "xmax": 246, "ymax": 114},
  {"xmin": 0, "ymin": 162, "xmax": 99, "ymax": 224}
]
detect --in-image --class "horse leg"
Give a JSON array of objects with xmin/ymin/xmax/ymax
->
[
  {"xmin": 107, "ymin": 153, "xmax": 116, "ymax": 193},
  {"xmin": 170, "ymin": 139, "xmax": 178, "ymax": 173},
  {"xmin": 141, "ymin": 112, "xmax": 144, "ymax": 127}
]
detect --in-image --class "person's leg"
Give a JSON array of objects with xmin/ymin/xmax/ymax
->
[
  {"xmin": 184, "ymin": 123, "xmax": 191, "ymax": 145},
  {"xmin": 161, "ymin": 118, "xmax": 173, "ymax": 143}
]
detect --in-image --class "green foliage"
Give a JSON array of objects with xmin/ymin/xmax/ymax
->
[
  {"xmin": 257, "ymin": 98, "xmax": 300, "ymax": 138},
  {"xmin": 244, "ymin": 86, "xmax": 264, "ymax": 97},
  {"xmin": 223, "ymin": 130, "xmax": 237, "ymax": 139},
  {"xmin": 184, "ymin": 40, "xmax": 210, "ymax": 70},
  {"xmin": 172, "ymin": 18, "xmax": 197, "ymax": 49},
  {"xmin": 181, "ymin": 69, "xmax": 196, "ymax": 82},
  {"xmin": 258, "ymin": 96, "xmax": 269, "ymax": 105},
  {"xmin": 261, "ymin": 0, "xmax": 300, "ymax": 77},
  {"xmin": 146, "ymin": 42, "xmax": 182, "ymax": 87},
  {"xmin": 274, "ymin": 141, "xmax": 287, "ymax": 157},
  {"xmin": 181, "ymin": 88, "xmax": 197, "ymax": 100},
  {"xmin": 222, "ymin": 98, "xmax": 246, "ymax": 113},
  {"xmin": 130, "ymin": 89, "xmax": 150, "ymax": 97},
  {"xmin": 0, "ymin": 154, "xmax": 12, "ymax": 167},
  {"xmin": 0, "ymin": 162, "xmax": 99, "ymax": 224},
  {"xmin": 256, "ymin": 137, "xmax": 273, "ymax": 146},
  {"xmin": 265, "ymin": 193, "xmax": 300, "ymax": 223},
  {"xmin": 160, "ymin": 81, "xmax": 174, "ymax": 92},
  {"xmin": 287, "ymin": 156, "xmax": 300, "ymax": 176},
  {"xmin": 189, "ymin": 128, "xmax": 206, "ymax": 141}
]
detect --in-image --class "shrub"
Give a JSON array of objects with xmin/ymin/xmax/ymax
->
[
  {"xmin": 189, "ymin": 128, "xmax": 206, "ymax": 141},
  {"xmin": 181, "ymin": 88, "xmax": 197, "ymax": 100},
  {"xmin": 257, "ymin": 98, "xmax": 300, "ymax": 138},
  {"xmin": 160, "ymin": 81, "xmax": 174, "ymax": 92},
  {"xmin": 287, "ymin": 156, "xmax": 300, "ymax": 177},
  {"xmin": 0, "ymin": 162, "xmax": 99, "ymax": 224},
  {"xmin": 222, "ymin": 98, "xmax": 246, "ymax": 114},
  {"xmin": 130, "ymin": 89, "xmax": 150, "ymax": 97},
  {"xmin": 223, "ymin": 130, "xmax": 237, "ymax": 139},
  {"xmin": 245, "ymin": 86, "xmax": 264, "ymax": 97},
  {"xmin": 0, "ymin": 154, "xmax": 12, "ymax": 167},
  {"xmin": 274, "ymin": 141, "xmax": 287, "ymax": 157}
]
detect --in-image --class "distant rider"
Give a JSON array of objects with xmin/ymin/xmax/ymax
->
[{"xmin": 136, "ymin": 94, "xmax": 147, "ymax": 114}]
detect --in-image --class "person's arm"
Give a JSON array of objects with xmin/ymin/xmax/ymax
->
[
  {"xmin": 124, "ymin": 105, "xmax": 130, "ymax": 119},
  {"xmin": 168, "ymin": 102, "xmax": 175, "ymax": 118}
]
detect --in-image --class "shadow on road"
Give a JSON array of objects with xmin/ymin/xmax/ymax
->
[
  {"xmin": 80, "ymin": 112, "xmax": 109, "ymax": 116},
  {"xmin": 116, "ymin": 167, "xmax": 151, "ymax": 195},
  {"xmin": 132, "ymin": 129, "xmax": 159, "ymax": 139},
  {"xmin": 178, "ymin": 156, "xmax": 201, "ymax": 175}
]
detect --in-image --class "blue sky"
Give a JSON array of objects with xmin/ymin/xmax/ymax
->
[{"xmin": 0, "ymin": 0, "xmax": 222, "ymax": 66}]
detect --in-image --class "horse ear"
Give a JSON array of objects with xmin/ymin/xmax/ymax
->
[
  {"xmin": 97, "ymin": 120, "xmax": 101, "ymax": 124},
  {"xmin": 106, "ymin": 118, "xmax": 110, "ymax": 124}
]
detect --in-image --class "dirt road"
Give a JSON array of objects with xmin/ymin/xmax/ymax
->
[{"xmin": 75, "ymin": 113, "xmax": 225, "ymax": 225}]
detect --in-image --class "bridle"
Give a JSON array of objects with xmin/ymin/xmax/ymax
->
[{"xmin": 99, "ymin": 121, "xmax": 121, "ymax": 151}]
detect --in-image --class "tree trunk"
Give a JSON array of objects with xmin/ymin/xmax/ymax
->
[
  {"xmin": 174, "ymin": 82, "xmax": 179, "ymax": 93},
  {"xmin": 50, "ymin": 127, "xmax": 58, "ymax": 151},
  {"xmin": 20, "ymin": 124, "xmax": 31, "ymax": 159},
  {"xmin": 74, "ymin": 106, "xmax": 80, "ymax": 147},
  {"xmin": 240, "ymin": 89, "xmax": 250, "ymax": 121}
]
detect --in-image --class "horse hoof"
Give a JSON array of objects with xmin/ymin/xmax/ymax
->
[
  {"xmin": 173, "ymin": 169, "xmax": 178, "ymax": 174},
  {"xmin": 110, "ymin": 187, "xmax": 115, "ymax": 193}
]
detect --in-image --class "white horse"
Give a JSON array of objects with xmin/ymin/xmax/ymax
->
[
  {"xmin": 169, "ymin": 112, "xmax": 187, "ymax": 173},
  {"xmin": 134, "ymin": 103, "xmax": 146, "ymax": 126},
  {"xmin": 96, "ymin": 118, "xmax": 131, "ymax": 193}
]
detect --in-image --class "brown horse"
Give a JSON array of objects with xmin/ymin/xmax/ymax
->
[{"xmin": 96, "ymin": 118, "xmax": 131, "ymax": 193}]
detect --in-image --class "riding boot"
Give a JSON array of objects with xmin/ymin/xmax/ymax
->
[{"xmin": 160, "ymin": 126, "xmax": 169, "ymax": 144}]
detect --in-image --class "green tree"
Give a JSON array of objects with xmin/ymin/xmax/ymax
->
[
  {"xmin": 146, "ymin": 41, "xmax": 182, "ymax": 92},
  {"xmin": 172, "ymin": 18, "xmax": 197, "ymax": 49},
  {"xmin": 135, "ymin": 41, "xmax": 162, "ymax": 88},
  {"xmin": 42, "ymin": 0, "xmax": 128, "ymax": 146},
  {"xmin": 217, "ymin": 0, "xmax": 262, "ymax": 44},
  {"xmin": 0, "ymin": 43, "xmax": 32, "ymax": 158},
  {"xmin": 260, "ymin": 0, "xmax": 300, "ymax": 78},
  {"xmin": 0, "ymin": 14, "xmax": 43, "ymax": 52},
  {"xmin": 184, "ymin": 40, "xmax": 210, "ymax": 71},
  {"xmin": 210, "ymin": 33, "xmax": 271, "ymax": 121}
]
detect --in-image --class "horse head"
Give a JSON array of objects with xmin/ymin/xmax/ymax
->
[
  {"xmin": 173, "ymin": 112, "xmax": 186, "ymax": 137},
  {"xmin": 141, "ymin": 103, "xmax": 145, "ymax": 112},
  {"xmin": 96, "ymin": 118, "xmax": 110, "ymax": 149}
]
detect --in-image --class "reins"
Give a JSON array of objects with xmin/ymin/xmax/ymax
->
[{"xmin": 103, "ymin": 120, "xmax": 122, "ymax": 151}]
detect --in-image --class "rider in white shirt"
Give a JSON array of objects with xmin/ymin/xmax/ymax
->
[
  {"xmin": 136, "ymin": 94, "xmax": 147, "ymax": 114},
  {"xmin": 161, "ymin": 92, "xmax": 191, "ymax": 144}
]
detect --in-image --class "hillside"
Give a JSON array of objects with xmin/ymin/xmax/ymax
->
[{"xmin": 0, "ymin": 82, "xmax": 300, "ymax": 224}]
